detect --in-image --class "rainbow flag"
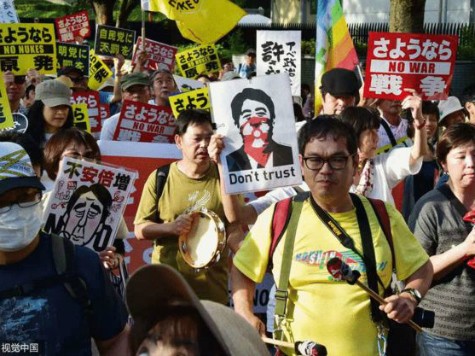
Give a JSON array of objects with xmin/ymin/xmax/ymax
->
[
  {"xmin": 315, "ymin": 0, "xmax": 359, "ymax": 114},
  {"xmin": 141, "ymin": 0, "xmax": 246, "ymax": 44}
]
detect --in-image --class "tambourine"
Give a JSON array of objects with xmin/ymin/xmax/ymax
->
[{"xmin": 178, "ymin": 208, "xmax": 226, "ymax": 269}]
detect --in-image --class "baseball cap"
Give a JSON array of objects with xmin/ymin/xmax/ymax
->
[
  {"xmin": 320, "ymin": 68, "xmax": 361, "ymax": 97},
  {"xmin": 0, "ymin": 142, "xmax": 45, "ymax": 195},
  {"xmin": 120, "ymin": 72, "xmax": 150, "ymax": 91},
  {"xmin": 35, "ymin": 80, "xmax": 72, "ymax": 107},
  {"xmin": 246, "ymin": 48, "xmax": 256, "ymax": 56},
  {"xmin": 126, "ymin": 264, "xmax": 269, "ymax": 356},
  {"xmin": 438, "ymin": 96, "xmax": 465, "ymax": 123}
]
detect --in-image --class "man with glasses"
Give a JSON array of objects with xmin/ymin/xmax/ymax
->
[
  {"xmin": 3, "ymin": 71, "xmax": 28, "ymax": 115},
  {"xmin": 58, "ymin": 66, "xmax": 88, "ymax": 92},
  {"xmin": 232, "ymin": 117, "xmax": 432, "ymax": 355},
  {"xmin": 0, "ymin": 142, "xmax": 129, "ymax": 354},
  {"xmin": 100, "ymin": 72, "xmax": 152, "ymax": 140}
]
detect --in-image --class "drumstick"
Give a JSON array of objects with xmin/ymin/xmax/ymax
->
[
  {"xmin": 262, "ymin": 337, "xmax": 328, "ymax": 355},
  {"xmin": 261, "ymin": 336, "xmax": 293, "ymax": 348}
]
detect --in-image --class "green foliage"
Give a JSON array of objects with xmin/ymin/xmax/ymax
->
[
  {"xmin": 457, "ymin": 27, "xmax": 475, "ymax": 60},
  {"xmin": 301, "ymin": 38, "xmax": 315, "ymax": 56}
]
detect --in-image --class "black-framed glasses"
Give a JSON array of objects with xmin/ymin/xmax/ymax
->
[
  {"xmin": 0, "ymin": 192, "xmax": 42, "ymax": 214},
  {"xmin": 303, "ymin": 155, "xmax": 353, "ymax": 171}
]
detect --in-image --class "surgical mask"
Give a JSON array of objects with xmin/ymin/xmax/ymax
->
[{"xmin": 0, "ymin": 203, "xmax": 43, "ymax": 251}]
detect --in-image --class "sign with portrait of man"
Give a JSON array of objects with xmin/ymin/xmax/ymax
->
[
  {"xmin": 209, "ymin": 73, "xmax": 301, "ymax": 194},
  {"xmin": 43, "ymin": 157, "xmax": 137, "ymax": 252}
]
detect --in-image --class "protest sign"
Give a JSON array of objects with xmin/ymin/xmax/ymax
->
[
  {"xmin": 132, "ymin": 36, "xmax": 177, "ymax": 72},
  {"xmin": 94, "ymin": 25, "xmax": 135, "ymax": 60},
  {"xmin": 364, "ymin": 32, "xmax": 459, "ymax": 101},
  {"xmin": 55, "ymin": 10, "xmax": 90, "ymax": 43},
  {"xmin": 173, "ymin": 75, "xmax": 204, "ymax": 92},
  {"xmin": 257, "ymin": 30, "xmax": 301, "ymax": 96},
  {"xmin": 0, "ymin": 23, "xmax": 57, "ymax": 75},
  {"xmin": 71, "ymin": 91, "xmax": 101, "ymax": 136},
  {"xmin": 43, "ymin": 156, "xmax": 137, "ymax": 252},
  {"xmin": 169, "ymin": 87, "xmax": 209, "ymax": 118},
  {"xmin": 71, "ymin": 103, "xmax": 91, "ymax": 133},
  {"xmin": 209, "ymin": 73, "xmax": 301, "ymax": 194},
  {"xmin": 0, "ymin": 0, "xmax": 18, "ymax": 23},
  {"xmin": 113, "ymin": 100, "xmax": 176, "ymax": 143},
  {"xmin": 175, "ymin": 44, "xmax": 220, "ymax": 79},
  {"xmin": 88, "ymin": 49, "xmax": 113, "ymax": 91},
  {"xmin": 57, "ymin": 42, "xmax": 89, "ymax": 74},
  {"xmin": 0, "ymin": 76, "xmax": 13, "ymax": 130}
]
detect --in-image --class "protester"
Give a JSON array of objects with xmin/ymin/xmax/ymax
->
[
  {"xmin": 58, "ymin": 66, "xmax": 89, "ymax": 92},
  {"xmin": 319, "ymin": 68, "xmax": 361, "ymax": 115},
  {"xmin": 25, "ymin": 79, "xmax": 73, "ymax": 148},
  {"xmin": 409, "ymin": 123, "xmax": 475, "ymax": 355},
  {"xmin": 0, "ymin": 131, "xmax": 43, "ymax": 177},
  {"xmin": 340, "ymin": 101, "xmax": 426, "ymax": 204},
  {"xmin": 301, "ymin": 83, "xmax": 314, "ymax": 119},
  {"xmin": 149, "ymin": 68, "xmax": 178, "ymax": 107},
  {"xmin": 3, "ymin": 71, "xmax": 28, "ymax": 115},
  {"xmin": 100, "ymin": 72, "xmax": 152, "ymax": 141},
  {"xmin": 232, "ymin": 117, "xmax": 432, "ymax": 355},
  {"xmin": 462, "ymin": 84, "xmax": 475, "ymax": 124},
  {"xmin": 22, "ymin": 84, "xmax": 36, "ymax": 110},
  {"xmin": 438, "ymin": 96, "xmax": 467, "ymax": 129},
  {"xmin": 374, "ymin": 98, "xmax": 411, "ymax": 153},
  {"xmin": 134, "ymin": 109, "xmax": 242, "ymax": 304},
  {"xmin": 126, "ymin": 264, "xmax": 269, "ymax": 356},
  {"xmin": 0, "ymin": 142, "xmax": 129, "ymax": 354},
  {"xmin": 236, "ymin": 48, "xmax": 256, "ymax": 79}
]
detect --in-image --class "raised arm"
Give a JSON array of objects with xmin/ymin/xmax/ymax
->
[{"xmin": 402, "ymin": 90, "xmax": 427, "ymax": 167}]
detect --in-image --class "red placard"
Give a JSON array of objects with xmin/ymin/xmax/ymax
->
[
  {"xmin": 55, "ymin": 10, "xmax": 91, "ymax": 43},
  {"xmin": 132, "ymin": 37, "xmax": 178, "ymax": 72},
  {"xmin": 71, "ymin": 91, "xmax": 101, "ymax": 135},
  {"xmin": 113, "ymin": 100, "xmax": 176, "ymax": 143},
  {"xmin": 364, "ymin": 32, "xmax": 458, "ymax": 101}
]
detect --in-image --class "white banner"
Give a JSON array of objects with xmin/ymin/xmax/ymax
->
[{"xmin": 0, "ymin": 0, "xmax": 18, "ymax": 23}]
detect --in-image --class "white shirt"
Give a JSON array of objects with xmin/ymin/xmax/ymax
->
[
  {"xmin": 377, "ymin": 117, "xmax": 409, "ymax": 150},
  {"xmin": 100, "ymin": 113, "xmax": 119, "ymax": 141}
]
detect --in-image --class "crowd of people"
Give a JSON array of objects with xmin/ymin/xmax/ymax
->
[{"xmin": 1, "ymin": 37, "xmax": 475, "ymax": 356}]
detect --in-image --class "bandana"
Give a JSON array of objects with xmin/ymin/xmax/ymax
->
[{"xmin": 240, "ymin": 116, "xmax": 270, "ymax": 167}]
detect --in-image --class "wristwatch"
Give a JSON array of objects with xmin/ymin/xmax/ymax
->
[{"xmin": 400, "ymin": 288, "xmax": 422, "ymax": 305}]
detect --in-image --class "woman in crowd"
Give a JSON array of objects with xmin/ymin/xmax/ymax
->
[
  {"xmin": 339, "ymin": 102, "xmax": 426, "ymax": 204},
  {"xmin": 409, "ymin": 123, "xmax": 475, "ymax": 355},
  {"xmin": 26, "ymin": 80, "xmax": 74, "ymax": 148}
]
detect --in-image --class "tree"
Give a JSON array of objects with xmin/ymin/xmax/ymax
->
[
  {"xmin": 389, "ymin": 0, "xmax": 426, "ymax": 33},
  {"xmin": 87, "ymin": 0, "xmax": 139, "ymax": 26}
]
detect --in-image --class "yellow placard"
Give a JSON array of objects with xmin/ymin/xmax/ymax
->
[
  {"xmin": 0, "ymin": 76, "xmax": 13, "ymax": 130},
  {"xmin": 169, "ymin": 87, "xmax": 210, "ymax": 118},
  {"xmin": 88, "ymin": 49, "xmax": 113, "ymax": 91},
  {"xmin": 175, "ymin": 44, "xmax": 221, "ymax": 79},
  {"xmin": 71, "ymin": 103, "xmax": 91, "ymax": 133},
  {"xmin": 0, "ymin": 23, "xmax": 57, "ymax": 75}
]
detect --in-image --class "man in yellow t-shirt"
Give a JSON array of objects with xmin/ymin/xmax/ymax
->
[
  {"xmin": 232, "ymin": 117, "xmax": 433, "ymax": 355},
  {"xmin": 134, "ymin": 109, "xmax": 241, "ymax": 305}
]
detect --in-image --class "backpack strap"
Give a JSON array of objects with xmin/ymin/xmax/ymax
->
[
  {"xmin": 156, "ymin": 164, "xmax": 171, "ymax": 201},
  {"xmin": 380, "ymin": 119, "xmax": 397, "ymax": 147},
  {"xmin": 367, "ymin": 198, "xmax": 395, "ymax": 267}
]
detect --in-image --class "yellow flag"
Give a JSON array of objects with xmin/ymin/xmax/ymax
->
[{"xmin": 143, "ymin": 0, "xmax": 246, "ymax": 44}]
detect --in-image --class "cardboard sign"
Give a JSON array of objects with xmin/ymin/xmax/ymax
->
[
  {"xmin": 55, "ymin": 10, "xmax": 90, "ymax": 43},
  {"xmin": 71, "ymin": 103, "xmax": 91, "ymax": 133},
  {"xmin": 43, "ymin": 157, "xmax": 137, "ymax": 252},
  {"xmin": 173, "ymin": 75, "xmax": 204, "ymax": 92},
  {"xmin": 0, "ymin": 76, "xmax": 13, "ymax": 130},
  {"xmin": 0, "ymin": 23, "xmax": 57, "ymax": 75},
  {"xmin": 132, "ymin": 36, "xmax": 177, "ymax": 72},
  {"xmin": 209, "ymin": 73, "xmax": 301, "ymax": 194},
  {"xmin": 71, "ymin": 91, "xmax": 101, "ymax": 135},
  {"xmin": 88, "ymin": 49, "xmax": 113, "ymax": 91},
  {"xmin": 169, "ymin": 87, "xmax": 210, "ymax": 118},
  {"xmin": 57, "ymin": 42, "xmax": 89, "ymax": 74},
  {"xmin": 175, "ymin": 44, "xmax": 220, "ymax": 79},
  {"xmin": 94, "ymin": 25, "xmax": 136, "ymax": 60},
  {"xmin": 257, "ymin": 30, "xmax": 301, "ymax": 96},
  {"xmin": 0, "ymin": 0, "xmax": 18, "ymax": 24},
  {"xmin": 364, "ymin": 32, "xmax": 459, "ymax": 101},
  {"xmin": 113, "ymin": 100, "xmax": 176, "ymax": 143}
]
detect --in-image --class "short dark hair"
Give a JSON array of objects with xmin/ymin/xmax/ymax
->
[
  {"xmin": 175, "ymin": 109, "xmax": 213, "ymax": 136},
  {"xmin": 462, "ymin": 83, "xmax": 475, "ymax": 105},
  {"xmin": 298, "ymin": 115, "xmax": 357, "ymax": 155},
  {"xmin": 24, "ymin": 84, "xmax": 35, "ymax": 99},
  {"xmin": 230, "ymin": 88, "xmax": 275, "ymax": 127},
  {"xmin": 422, "ymin": 101, "xmax": 440, "ymax": 121},
  {"xmin": 339, "ymin": 106, "xmax": 381, "ymax": 139},
  {"xmin": 436, "ymin": 123, "xmax": 475, "ymax": 165},
  {"xmin": 43, "ymin": 128, "xmax": 101, "ymax": 181}
]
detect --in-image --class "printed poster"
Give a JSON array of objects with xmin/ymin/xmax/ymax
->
[
  {"xmin": 364, "ymin": 32, "xmax": 458, "ymax": 101},
  {"xmin": 175, "ymin": 44, "xmax": 220, "ymax": 79},
  {"xmin": 71, "ymin": 103, "xmax": 91, "ymax": 133},
  {"xmin": 57, "ymin": 42, "xmax": 89, "ymax": 74},
  {"xmin": 71, "ymin": 90, "xmax": 101, "ymax": 136},
  {"xmin": 0, "ymin": 75, "xmax": 13, "ymax": 130},
  {"xmin": 94, "ymin": 25, "xmax": 136, "ymax": 60},
  {"xmin": 173, "ymin": 75, "xmax": 204, "ymax": 92},
  {"xmin": 0, "ymin": 23, "xmax": 57, "ymax": 75},
  {"xmin": 43, "ymin": 157, "xmax": 137, "ymax": 252},
  {"xmin": 169, "ymin": 87, "xmax": 210, "ymax": 118},
  {"xmin": 132, "ymin": 36, "xmax": 177, "ymax": 72},
  {"xmin": 88, "ymin": 49, "xmax": 113, "ymax": 91},
  {"xmin": 0, "ymin": 0, "xmax": 18, "ymax": 24},
  {"xmin": 113, "ymin": 100, "xmax": 176, "ymax": 143},
  {"xmin": 257, "ymin": 30, "xmax": 301, "ymax": 96},
  {"xmin": 209, "ymin": 73, "xmax": 301, "ymax": 194},
  {"xmin": 55, "ymin": 10, "xmax": 90, "ymax": 43}
]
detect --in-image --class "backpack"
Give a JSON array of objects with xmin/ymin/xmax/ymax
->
[
  {"xmin": 0, "ymin": 233, "xmax": 92, "ymax": 316},
  {"xmin": 155, "ymin": 164, "xmax": 171, "ymax": 200}
]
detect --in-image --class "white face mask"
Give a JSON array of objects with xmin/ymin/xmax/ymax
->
[{"xmin": 0, "ymin": 203, "xmax": 43, "ymax": 252}]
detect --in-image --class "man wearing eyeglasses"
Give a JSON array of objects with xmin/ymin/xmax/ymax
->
[
  {"xmin": 232, "ymin": 117, "xmax": 433, "ymax": 355},
  {"xmin": 3, "ymin": 71, "xmax": 28, "ymax": 115},
  {"xmin": 0, "ymin": 142, "xmax": 129, "ymax": 354},
  {"xmin": 58, "ymin": 66, "xmax": 89, "ymax": 92}
]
